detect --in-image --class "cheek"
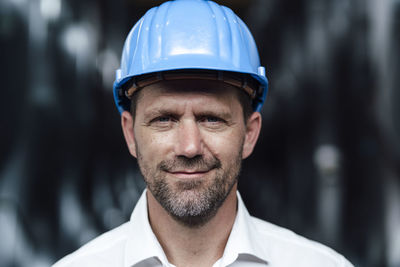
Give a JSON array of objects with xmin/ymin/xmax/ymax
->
[
  {"xmin": 135, "ymin": 130, "xmax": 175, "ymax": 160},
  {"xmin": 135, "ymin": 124, "xmax": 245, "ymax": 164},
  {"xmin": 203, "ymin": 130, "xmax": 245, "ymax": 161}
]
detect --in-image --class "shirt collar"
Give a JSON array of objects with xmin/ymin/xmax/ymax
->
[
  {"xmin": 124, "ymin": 190, "xmax": 270, "ymax": 267},
  {"xmin": 124, "ymin": 189, "xmax": 169, "ymax": 267},
  {"xmin": 220, "ymin": 191, "xmax": 270, "ymax": 266}
]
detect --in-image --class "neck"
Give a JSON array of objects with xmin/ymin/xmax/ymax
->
[{"xmin": 146, "ymin": 184, "xmax": 238, "ymax": 267}]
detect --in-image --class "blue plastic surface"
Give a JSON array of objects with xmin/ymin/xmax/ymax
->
[{"xmin": 113, "ymin": 0, "xmax": 268, "ymax": 113}]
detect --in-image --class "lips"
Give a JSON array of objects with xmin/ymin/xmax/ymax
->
[
  {"xmin": 158, "ymin": 156, "xmax": 222, "ymax": 175},
  {"xmin": 166, "ymin": 169, "xmax": 212, "ymax": 179},
  {"xmin": 170, "ymin": 169, "xmax": 210, "ymax": 174}
]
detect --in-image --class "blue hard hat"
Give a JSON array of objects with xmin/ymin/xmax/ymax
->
[{"xmin": 113, "ymin": 0, "xmax": 268, "ymax": 114}]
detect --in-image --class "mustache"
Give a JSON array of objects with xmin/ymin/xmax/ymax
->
[{"xmin": 158, "ymin": 155, "xmax": 222, "ymax": 172}]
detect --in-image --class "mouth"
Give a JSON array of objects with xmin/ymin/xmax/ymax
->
[{"xmin": 166, "ymin": 170, "xmax": 212, "ymax": 179}]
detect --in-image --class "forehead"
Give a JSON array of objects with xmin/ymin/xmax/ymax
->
[{"xmin": 135, "ymin": 79, "xmax": 242, "ymax": 112}]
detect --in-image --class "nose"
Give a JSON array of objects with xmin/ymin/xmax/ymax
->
[{"xmin": 175, "ymin": 119, "xmax": 203, "ymax": 158}]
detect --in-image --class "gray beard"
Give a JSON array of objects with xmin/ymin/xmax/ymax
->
[{"xmin": 138, "ymin": 153, "xmax": 242, "ymax": 228}]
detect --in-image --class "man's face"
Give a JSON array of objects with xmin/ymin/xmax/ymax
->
[{"xmin": 121, "ymin": 80, "xmax": 261, "ymax": 227}]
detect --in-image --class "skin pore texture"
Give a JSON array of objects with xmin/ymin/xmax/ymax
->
[{"xmin": 121, "ymin": 80, "xmax": 262, "ymax": 267}]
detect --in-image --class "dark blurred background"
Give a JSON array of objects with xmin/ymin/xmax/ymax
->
[{"xmin": 1, "ymin": 0, "xmax": 399, "ymax": 266}]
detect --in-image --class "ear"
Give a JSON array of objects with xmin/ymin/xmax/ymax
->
[
  {"xmin": 242, "ymin": 112, "xmax": 262, "ymax": 159},
  {"xmin": 121, "ymin": 111, "xmax": 137, "ymax": 158}
]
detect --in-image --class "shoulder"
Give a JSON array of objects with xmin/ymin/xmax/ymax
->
[
  {"xmin": 53, "ymin": 222, "xmax": 131, "ymax": 267},
  {"xmin": 249, "ymin": 216, "xmax": 353, "ymax": 267}
]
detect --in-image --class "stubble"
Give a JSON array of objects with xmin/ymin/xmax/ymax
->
[{"xmin": 137, "ymin": 148, "xmax": 243, "ymax": 228}]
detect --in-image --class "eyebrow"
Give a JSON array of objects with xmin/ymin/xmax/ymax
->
[
  {"xmin": 143, "ymin": 108, "xmax": 178, "ymax": 119},
  {"xmin": 195, "ymin": 110, "xmax": 232, "ymax": 120},
  {"xmin": 143, "ymin": 107, "xmax": 232, "ymax": 120}
]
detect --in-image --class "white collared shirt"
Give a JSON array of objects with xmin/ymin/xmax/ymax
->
[{"xmin": 53, "ymin": 190, "xmax": 353, "ymax": 267}]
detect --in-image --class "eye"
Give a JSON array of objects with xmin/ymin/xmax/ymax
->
[
  {"xmin": 154, "ymin": 116, "xmax": 171, "ymax": 122},
  {"xmin": 148, "ymin": 115, "xmax": 177, "ymax": 129},
  {"xmin": 203, "ymin": 116, "xmax": 222, "ymax": 123},
  {"xmin": 199, "ymin": 116, "xmax": 227, "ymax": 129}
]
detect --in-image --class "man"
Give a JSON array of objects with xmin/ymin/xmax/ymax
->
[{"xmin": 54, "ymin": 0, "xmax": 353, "ymax": 266}]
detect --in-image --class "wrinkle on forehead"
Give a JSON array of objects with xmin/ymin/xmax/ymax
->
[{"xmin": 138, "ymin": 80, "xmax": 242, "ymax": 116}]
